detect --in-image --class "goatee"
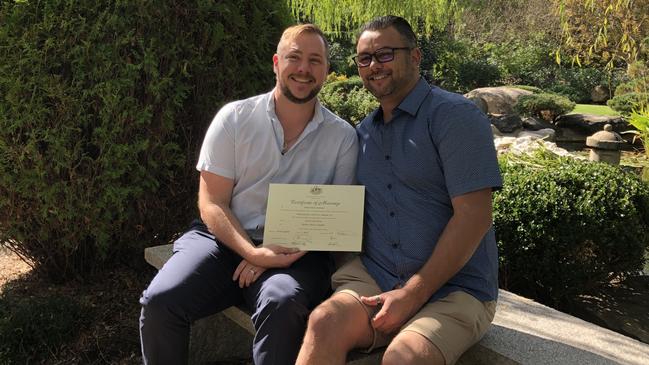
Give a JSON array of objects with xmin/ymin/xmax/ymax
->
[{"xmin": 281, "ymin": 84, "xmax": 322, "ymax": 104}]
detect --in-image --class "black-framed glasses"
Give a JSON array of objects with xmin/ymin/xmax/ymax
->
[{"xmin": 351, "ymin": 47, "xmax": 411, "ymax": 67}]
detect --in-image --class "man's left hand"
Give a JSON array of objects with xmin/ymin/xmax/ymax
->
[
  {"xmin": 360, "ymin": 288, "xmax": 421, "ymax": 334},
  {"xmin": 233, "ymin": 259, "xmax": 266, "ymax": 288}
]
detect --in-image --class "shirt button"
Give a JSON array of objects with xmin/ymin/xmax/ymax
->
[
  {"xmin": 389, "ymin": 211, "xmax": 395, "ymax": 217},
  {"xmin": 385, "ymin": 155, "xmax": 391, "ymax": 160},
  {"xmin": 392, "ymin": 242, "xmax": 399, "ymax": 248},
  {"xmin": 387, "ymin": 184, "xmax": 392, "ymax": 189}
]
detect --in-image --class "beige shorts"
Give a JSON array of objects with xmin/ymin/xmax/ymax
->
[{"xmin": 332, "ymin": 257, "xmax": 496, "ymax": 365}]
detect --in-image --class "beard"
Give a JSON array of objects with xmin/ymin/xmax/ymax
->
[
  {"xmin": 364, "ymin": 67, "xmax": 418, "ymax": 100},
  {"xmin": 364, "ymin": 78, "xmax": 395, "ymax": 99},
  {"xmin": 279, "ymin": 77, "xmax": 322, "ymax": 104}
]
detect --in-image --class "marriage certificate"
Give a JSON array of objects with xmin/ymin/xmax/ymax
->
[{"xmin": 263, "ymin": 184, "xmax": 364, "ymax": 251}]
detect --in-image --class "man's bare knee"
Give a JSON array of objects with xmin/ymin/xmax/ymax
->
[
  {"xmin": 382, "ymin": 332, "xmax": 445, "ymax": 365},
  {"xmin": 306, "ymin": 294, "xmax": 372, "ymax": 350},
  {"xmin": 307, "ymin": 301, "xmax": 341, "ymax": 335}
]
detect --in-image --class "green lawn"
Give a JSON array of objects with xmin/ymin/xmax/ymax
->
[{"xmin": 569, "ymin": 104, "xmax": 620, "ymax": 116}]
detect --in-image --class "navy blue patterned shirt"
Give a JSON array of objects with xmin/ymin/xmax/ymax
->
[{"xmin": 357, "ymin": 78, "xmax": 502, "ymax": 303}]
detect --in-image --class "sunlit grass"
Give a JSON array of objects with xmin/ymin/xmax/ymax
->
[{"xmin": 569, "ymin": 104, "xmax": 620, "ymax": 116}]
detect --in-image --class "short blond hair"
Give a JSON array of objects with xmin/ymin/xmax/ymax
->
[{"xmin": 276, "ymin": 24, "xmax": 329, "ymax": 61}]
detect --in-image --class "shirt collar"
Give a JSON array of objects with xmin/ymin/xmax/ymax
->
[
  {"xmin": 396, "ymin": 78, "xmax": 430, "ymax": 117},
  {"xmin": 370, "ymin": 78, "xmax": 430, "ymax": 126}
]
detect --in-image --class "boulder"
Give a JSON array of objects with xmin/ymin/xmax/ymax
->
[
  {"xmin": 490, "ymin": 114, "xmax": 523, "ymax": 134},
  {"xmin": 591, "ymin": 85, "xmax": 610, "ymax": 103},
  {"xmin": 522, "ymin": 116, "xmax": 555, "ymax": 131},
  {"xmin": 491, "ymin": 124, "xmax": 503, "ymax": 137},
  {"xmin": 465, "ymin": 87, "xmax": 533, "ymax": 115},
  {"xmin": 466, "ymin": 95, "xmax": 488, "ymax": 114},
  {"xmin": 554, "ymin": 114, "xmax": 627, "ymax": 135},
  {"xmin": 518, "ymin": 128, "xmax": 556, "ymax": 142}
]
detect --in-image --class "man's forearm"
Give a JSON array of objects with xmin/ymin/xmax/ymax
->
[
  {"xmin": 199, "ymin": 202, "xmax": 256, "ymax": 260},
  {"xmin": 403, "ymin": 190, "xmax": 493, "ymax": 305}
]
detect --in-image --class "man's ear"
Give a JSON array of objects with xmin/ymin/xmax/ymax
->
[
  {"xmin": 272, "ymin": 54, "xmax": 279, "ymax": 74},
  {"xmin": 411, "ymin": 47, "xmax": 422, "ymax": 67}
]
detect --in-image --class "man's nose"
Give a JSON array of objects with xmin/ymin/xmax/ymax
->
[{"xmin": 296, "ymin": 59, "xmax": 311, "ymax": 73}]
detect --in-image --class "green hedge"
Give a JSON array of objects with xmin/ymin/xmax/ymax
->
[
  {"xmin": 494, "ymin": 151, "xmax": 649, "ymax": 306},
  {"xmin": 607, "ymin": 92, "xmax": 649, "ymax": 116},
  {"xmin": 514, "ymin": 92, "xmax": 576, "ymax": 121},
  {"xmin": 319, "ymin": 76, "xmax": 378, "ymax": 125},
  {"xmin": 0, "ymin": 0, "xmax": 292, "ymax": 281}
]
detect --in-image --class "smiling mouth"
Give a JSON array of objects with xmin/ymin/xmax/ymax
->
[
  {"xmin": 290, "ymin": 75, "xmax": 314, "ymax": 84},
  {"xmin": 369, "ymin": 73, "xmax": 389, "ymax": 81}
]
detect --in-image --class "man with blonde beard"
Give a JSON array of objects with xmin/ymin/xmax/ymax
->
[{"xmin": 139, "ymin": 24, "xmax": 358, "ymax": 365}]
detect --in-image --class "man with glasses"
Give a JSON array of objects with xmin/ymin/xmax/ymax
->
[
  {"xmin": 139, "ymin": 24, "xmax": 358, "ymax": 365},
  {"xmin": 297, "ymin": 16, "xmax": 501, "ymax": 365}
]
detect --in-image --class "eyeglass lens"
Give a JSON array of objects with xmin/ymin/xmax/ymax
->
[{"xmin": 357, "ymin": 50, "xmax": 394, "ymax": 67}]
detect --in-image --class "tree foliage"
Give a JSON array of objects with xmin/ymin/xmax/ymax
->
[
  {"xmin": 456, "ymin": 0, "xmax": 561, "ymax": 45},
  {"xmin": 556, "ymin": 0, "xmax": 649, "ymax": 67},
  {"xmin": 287, "ymin": 0, "xmax": 460, "ymax": 35}
]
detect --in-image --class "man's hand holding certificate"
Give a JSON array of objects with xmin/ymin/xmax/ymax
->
[{"xmin": 264, "ymin": 184, "xmax": 364, "ymax": 251}]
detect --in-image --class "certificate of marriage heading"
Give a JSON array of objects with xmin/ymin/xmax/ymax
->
[{"xmin": 263, "ymin": 184, "xmax": 365, "ymax": 251}]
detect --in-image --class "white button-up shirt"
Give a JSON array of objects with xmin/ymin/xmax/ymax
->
[{"xmin": 196, "ymin": 89, "xmax": 358, "ymax": 240}]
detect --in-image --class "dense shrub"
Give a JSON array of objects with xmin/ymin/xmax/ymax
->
[
  {"xmin": 514, "ymin": 93, "xmax": 576, "ymax": 120},
  {"xmin": 550, "ymin": 67, "xmax": 609, "ymax": 103},
  {"xmin": 614, "ymin": 62, "xmax": 648, "ymax": 97},
  {"xmin": 319, "ymin": 76, "xmax": 378, "ymax": 125},
  {"xmin": 494, "ymin": 151, "xmax": 649, "ymax": 307},
  {"xmin": 607, "ymin": 92, "xmax": 649, "ymax": 116},
  {"xmin": 0, "ymin": 0, "xmax": 292, "ymax": 281},
  {"xmin": 328, "ymin": 37, "xmax": 357, "ymax": 76},
  {"xmin": 425, "ymin": 34, "xmax": 503, "ymax": 93},
  {"xmin": 489, "ymin": 39, "xmax": 556, "ymax": 86},
  {"xmin": 615, "ymin": 77, "xmax": 649, "ymax": 95}
]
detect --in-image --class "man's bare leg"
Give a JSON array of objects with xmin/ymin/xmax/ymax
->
[
  {"xmin": 296, "ymin": 293, "xmax": 374, "ymax": 365},
  {"xmin": 382, "ymin": 331, "xmax": 445, "ymax": 365}
]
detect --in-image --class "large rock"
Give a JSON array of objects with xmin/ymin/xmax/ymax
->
[
  {"xmin": 591, "ymin": 85, "xmax": 610, "ymax": 103},
  {"xmin": 490, "ymin": 114, "xmax": 523, "ymax": 133},
  {"xmin": 554, "ymin": 113, "xmax": 627, "ymax": 135},
  {"xmin": 465, "ymin": 87, "xmax": 533, "ymax": 115},
  {"xmin": 522, "ymin": 116, "xmax": 555, "ymax": 131}
]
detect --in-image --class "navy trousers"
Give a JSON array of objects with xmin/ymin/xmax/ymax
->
[{"xmin": 139, "ymin": 222, "xmax": 333, "ymax": 365}]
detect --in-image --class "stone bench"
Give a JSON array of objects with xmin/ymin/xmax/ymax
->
[{"xmin": 145, "ymin": 244, "xmax": 649, "ymax": 364}]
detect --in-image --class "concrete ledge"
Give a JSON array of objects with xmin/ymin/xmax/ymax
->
[{"xmin": 145, "ymin": 244, "xmax": 649, "ymax": 364}]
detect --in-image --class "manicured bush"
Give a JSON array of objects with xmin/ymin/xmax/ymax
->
[
  {"xmin": 494, "ymin": 151, "xmax": 649, "ymax": 307},
  {"xmin": 510, "ymin": 85, "xmax": 543, "ymax": 93},
  {"xmin": 514, "ymin": 93, "xmax": 576, "ymax": 120},
  {"xmin": 319, "ymin": 76, "xmax": 378, "ymax": 125},
  {"xmin": 0, "ymin": 0, "xmax": 292, "ymax": 281},
  {"xmin": 607, "ymin": 92, "xmax": 649, "ymax": 116}
]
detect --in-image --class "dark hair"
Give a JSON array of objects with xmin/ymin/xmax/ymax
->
[{"xmin": 356, "ymin": 15, "xmax": 417, "ymax": 48}]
